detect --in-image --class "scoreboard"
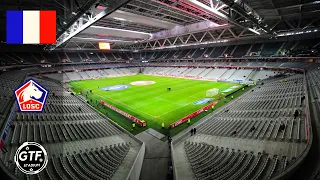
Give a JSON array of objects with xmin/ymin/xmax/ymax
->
[{"xmin": 98, "ymin": 42, "xmax": 111, "ymax": 50}]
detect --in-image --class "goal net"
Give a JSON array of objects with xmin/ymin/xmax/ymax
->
[{"xmin": 206, "ymin": 88, "xmax": 219, "ymax": 97}]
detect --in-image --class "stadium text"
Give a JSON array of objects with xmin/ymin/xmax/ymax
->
[
  {"xmin": 19, "ymin": 151, "xmax": 43, "ymax": 161},
  {"xmin": 22, "ymin": 104, "xmax": 40, "ymax": 110}
]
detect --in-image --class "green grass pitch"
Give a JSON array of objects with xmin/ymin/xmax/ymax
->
[{"xmin": 69, "ymin": 74, "xmax": 243, "ymax": 136}]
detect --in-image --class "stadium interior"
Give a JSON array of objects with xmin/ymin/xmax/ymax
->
[{"xmin": 0, "ymin": 0, "xmax": 320, "ymax": 180}]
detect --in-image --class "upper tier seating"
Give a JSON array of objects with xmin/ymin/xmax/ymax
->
[
  {"xmin": 224, "ymin": 45, "xmax": 236, "ymax": 56},
  {"xmin": 229, "ymin": 69, "xmax": 253, "ymax": 82},
  {"xmin": 307, "ymin": 67, "xmax": 320, "ymax": 99},
  {"xmin": 45, "ymin": 68, "xmax": 139, "ymax": 82},
  {"xmin": 250, "ymin": 43, "xmax": 263, "ymax": 54},
  {"xmin": 210, "ymin": 47, "xmax": 225, "ymax": 57},
  {"xmin": 260, "ymin": 42, "xmax": 283, "ymax": 57},
  {"xmin": 232, "ymin": 44, "xmax": 251, "ymax": 57},
  {"xmin": 140, "ymin": 66, "xmax": 284, "ymax": 83},
  {"xmin": 1, "ymin": 38, "xmax": 320, "ymax": 66},
  {"xmin": 193, "ymin": 48, "xmax": 206, "ymax": 58}
]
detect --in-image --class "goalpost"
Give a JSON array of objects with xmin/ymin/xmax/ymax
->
[{"xmin": 206, "ymin": 88, "xmax": 219, "ymax": 97}]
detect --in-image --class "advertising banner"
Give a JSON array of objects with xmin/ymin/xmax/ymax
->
[
  {"xmin": 100, "ymin": 100, "xmax": 143, "ymax": 126},
  {"xmin": 170, "ymin": 100, "xmax": 219, "ymax": 128}
]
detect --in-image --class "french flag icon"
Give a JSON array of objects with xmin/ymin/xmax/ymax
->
[{"xmin": 6, "ymin": 10, "xmax": 56, "ymax": 44}]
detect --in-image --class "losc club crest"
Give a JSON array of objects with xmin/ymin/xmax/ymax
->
[{"xmin": 14, "ymin": 79, "xmax": 49, "ymax": 112}]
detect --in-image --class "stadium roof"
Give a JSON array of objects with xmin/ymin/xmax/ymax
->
[{"xmin": 0, "ymin": 0, "xmax": 319, "ymax": 51}]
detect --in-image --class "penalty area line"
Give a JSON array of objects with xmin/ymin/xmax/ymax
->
[
  {"xmin": 154, "ymin": 97, "xmax": 184, "ymax": 106},
  {"xmin": 155, "ymin": 102, "xmax": 193, "ymax": 118}
]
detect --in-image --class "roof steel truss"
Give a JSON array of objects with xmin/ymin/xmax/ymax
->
[{"xmin": 46, "ymin": 0, "xmax": 131, "ymax": 51}]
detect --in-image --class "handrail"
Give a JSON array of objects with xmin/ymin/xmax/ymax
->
[{"xmin": 304, "ymin": 71, "xmax": 311, "ymax": 143}]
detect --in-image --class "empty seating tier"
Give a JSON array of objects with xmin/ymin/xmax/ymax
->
[
  {"xmin": 184, "ymin": 141, "xmax": 288, "ymax": 180},
  {"xmin": 172, "ymin": 74, "xmax": 310, "ymax": 180},
  {"xmin": 0, "ymin": 77, "xmax": 143, "ymax": 180}
]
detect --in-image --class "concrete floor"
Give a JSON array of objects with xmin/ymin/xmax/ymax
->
[{"xmin": 135, "ymin": 131, "xmax": 171, "ymax": 180}]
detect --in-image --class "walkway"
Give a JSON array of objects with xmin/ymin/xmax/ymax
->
[{"xmin": 136, "ymin": 131, "xmax": 171, "ymax": 180}]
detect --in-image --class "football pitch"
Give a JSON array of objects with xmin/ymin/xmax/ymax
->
[{"xmin": 69, "ymin": 74, "xmax": 243, "ymax": 136}]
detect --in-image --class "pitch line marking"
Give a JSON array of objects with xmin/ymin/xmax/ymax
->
[
  {"xmin": 92, "ymin": 91, "xmax": 158, "ymax": 119},
  {"xmin": 73, "ymin": 85, "xmax": 158, "ymax": 119},
  {"xmin": 155, "ymin": 102, "xmax": 193, "ymax": 118},
  {"xmin": 71, "ymin": 77, "xmax": 219, "ymax": 121},
  {"xmin": 154, "ymin": 97, "xmax": 184, "ymax": 106},
  {"xmin": 153, "ymin": 81, "xmax": 203, "ymax": 99}
]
